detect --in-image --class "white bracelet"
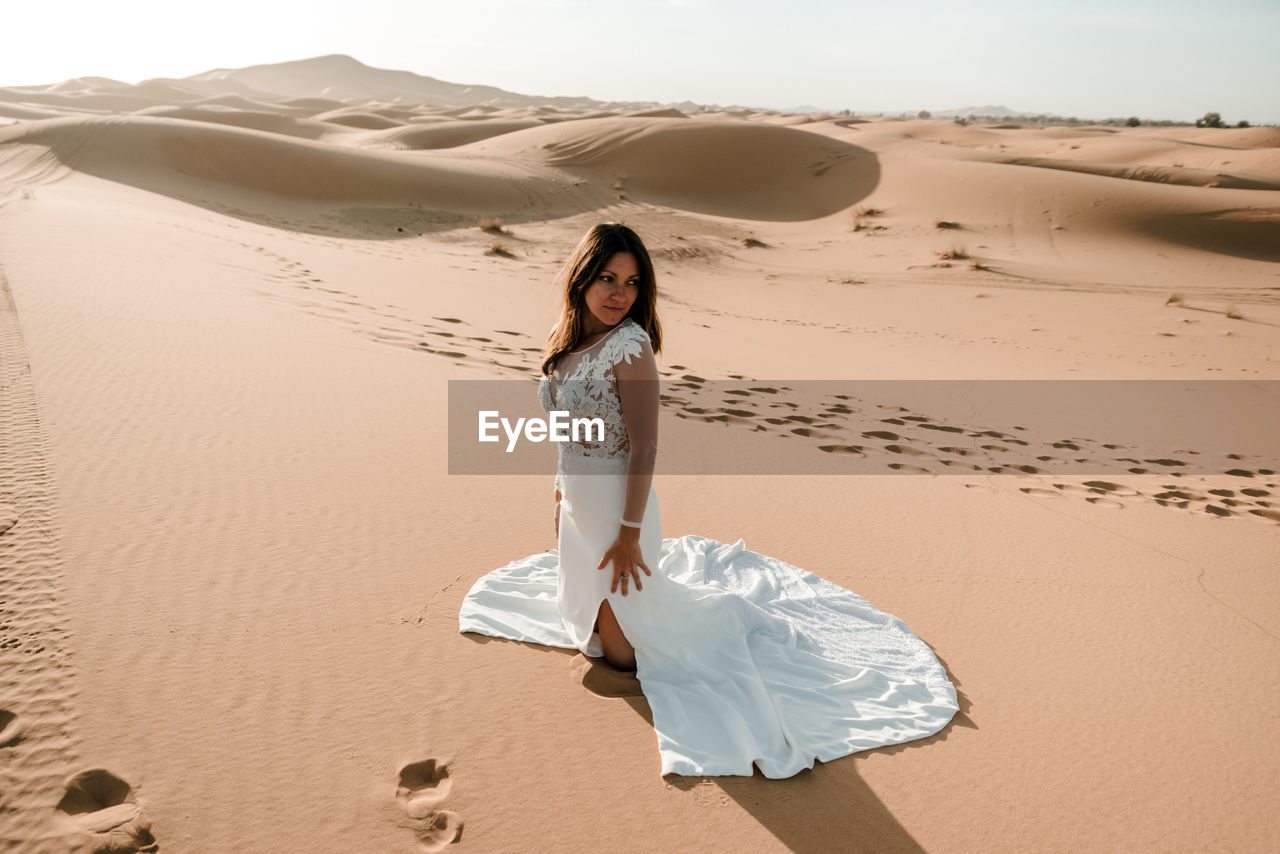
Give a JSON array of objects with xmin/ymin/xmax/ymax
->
[{"xmin": 618, "ymin": 517, "xmax": 643, "ymax": 528}]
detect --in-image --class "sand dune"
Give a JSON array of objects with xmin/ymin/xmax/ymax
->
[
  {"xmin": 0, "ymin": 57, "xmax": 1277, "ymax": 854},
  {"xmin": 0, "ymin": 86, "xmax": 170, "ymax": 113},
  {"xmin": 186, "ymin": 92, "xmax": 305, "ymax": 112},
  {"xmin": 0, "ymin": 102, "xmax": 67, "ymax": 121},
  {"xmin": 0, "ymin": 113, "xmax": 883, "ymax": 223},
  {"xmin": 368, "ymin": 119, "xmax": 546, "ymax": 150},
  {"xmin": 469, "ymin": 117, "xmax": 880, "ymax": 220},
  {"xmin": 998, "ymin": 155, "xmax": 1280, "ymax": 191},
  {"xmin": 0, "ymin": 115, "xmax": 545, "ymax": 214},
  {"xmin": 16, "ymin": 75, "xmax": 129, "ymax": 93},
  {"xmin": 623, "ymin": 107, "xmax": 689, "ymax": 119},
  {"xmin": 311, "ymin": 107, "xmax": 406, "ymax": 129},
  {"xmin": 279, "ymin": 95, "xmax": 349, "ymax": 112},
  {"xmin": 131, "ymin": 105, "xmax": 343, "ymax": 140}
]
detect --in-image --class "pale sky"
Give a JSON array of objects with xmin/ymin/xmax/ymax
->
[{"xmin": 4, "ymin": 0, "xmax": 1277, "ymax": 123}]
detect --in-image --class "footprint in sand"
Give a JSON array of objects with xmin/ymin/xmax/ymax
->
[
  {"xmin": 1082, "ymin": 481, "xmax": 1140, "ymax": 497},
  {"xmin": 396, "ymin": 760, "xmax": 463, "ymax": 851},
  {"xmin": 0, "ymin": 709, "xmax": 23, "ymax": 746},
  {"xmin": 56, "ymin": 769, "xmax": 157, "ymax": 853},
  {"xmin": 862, "ymin": 430, "xmax": 900, "ymax": 441},
  {"xmin": 887, "ymin": 463, "xmax": 933, "ymax": 474}
]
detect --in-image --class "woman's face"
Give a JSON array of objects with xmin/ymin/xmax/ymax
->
[{"xmin": 583, "ymin": 251, "xmax": 640, "ymax": 329}]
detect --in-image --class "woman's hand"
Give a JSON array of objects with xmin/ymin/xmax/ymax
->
[{"xmin": 597, "ymin": 526, "xmax": 652, "ymax": 596}]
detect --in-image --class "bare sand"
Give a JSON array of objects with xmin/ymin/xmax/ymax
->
[{"xmin": 1, "ymin": 62, "xmax": 1278, "ymax": 853}]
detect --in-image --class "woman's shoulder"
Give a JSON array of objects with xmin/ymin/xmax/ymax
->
[
  {"xmin": 609, "ymin": 317, "xmax": 653, "ymax": 362},
  {"xmin": 618, "ymin": 317, "xmax": 651, "ymax": 345}
]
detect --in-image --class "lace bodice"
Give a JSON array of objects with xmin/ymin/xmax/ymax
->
[{"xmin": 538, "ymin": 318, "xmax": 658, "ymax": 504}]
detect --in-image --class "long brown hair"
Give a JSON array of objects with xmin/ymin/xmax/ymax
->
[{"xmin": 541, "ymin": 222, "xmax": 663, "ymax": 377}]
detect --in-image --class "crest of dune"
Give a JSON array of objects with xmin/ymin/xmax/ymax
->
[
  {"xmin": 0, "ymin": 113, "xmax": 881, "ymax": 223},
  {"xmin": 467, "ymin": 117, "xmax": 880, "ymax": 220}
]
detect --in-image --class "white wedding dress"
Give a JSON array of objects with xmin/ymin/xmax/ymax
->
[{"xmin": 459, "ymin": 318, "xmax": 958, "ymax": 778}]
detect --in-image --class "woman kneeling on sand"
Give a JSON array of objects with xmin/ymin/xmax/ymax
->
[{"xmin": 460, "ymin": 222, "xmax": 958, "ymax": 778}]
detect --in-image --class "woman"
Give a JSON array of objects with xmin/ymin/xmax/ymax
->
[
  {"xmin": 539, "ymin": 222, "xmax": 662, "ymax": 672},
  {"xmin": 460, "ymin": 223, "xmax": 958, "ymax": 778}
]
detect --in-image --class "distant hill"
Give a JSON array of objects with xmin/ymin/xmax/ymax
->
[
  {"xmin": 164, "ymin": 54, "xmax": 611, "ymax": 109},
  {"xmin": 931, "ymin": 105, "xmax": 1026, "ymax": 118},
  {"xmin": 4, "ymin": 57, "xmax": 1069, "ymax": 120}
]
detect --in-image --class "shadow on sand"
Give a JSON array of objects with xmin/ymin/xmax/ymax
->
[{"xmin": 466, "ymin": 633, "xmax": 971, "ymax": 854}]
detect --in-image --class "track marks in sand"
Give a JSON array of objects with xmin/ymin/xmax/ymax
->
[
  {"xmin": 243, "ymin": 242, "xmax": 543, "ymax": 374},
  {"xmin": 395, "ymin": 759, "xmax": 464, "ymax": 851},
  {"xmin": 1002, "ymin": 476, "xmax": 1280, "ymax": 523},
  {"xmin": 56, "ymin": 769, "xmax": 158, "ymax": 853},
  {"xmin": 659, "ymin": 375, "xmax": 1279, "ymax": 525},
  {"xmin": 0, "ymin": 261, "xmax": 84, "ymax": 851},
  {"xmin": 0, "ymin": 708, "xmax": 24, "ymax": 747},
  {"xmin": 232, "ymin": 242, "xmax": 1279, "ymax": 526}
]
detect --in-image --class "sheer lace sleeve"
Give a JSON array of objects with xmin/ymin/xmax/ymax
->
[{"xmin": 613, "ymin": 333, "xmax": 659, "ymax": 526}]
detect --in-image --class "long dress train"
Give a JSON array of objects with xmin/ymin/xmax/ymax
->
[{"xmin": 458, "ymin": 318, "xmax": 958, "ymax": 778}]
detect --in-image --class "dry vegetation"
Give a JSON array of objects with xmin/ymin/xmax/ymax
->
[
  {"xmin": 851, "ymin": 206, "xmax": 887, "ymax": 233},
  {"xmin": 478, "ymin": 217, "xmax": 509, "ymax": 236},
  {"xmin": 741, "ymin": 237, "xmax": 768, "ymax": 248},
  {"xmin": 934, "ymin": 220, "xmax": 961, "ymax": 230},
  {"xmin": 486, "ymin": 241, "xmax": 515, "ymax": 258},
  {"xmin": 935, "ymin": 247, "xmax": 970, "ymax": 260}
]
